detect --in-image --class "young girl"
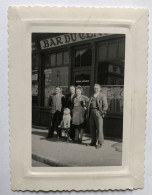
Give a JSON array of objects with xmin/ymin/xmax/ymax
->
[{"xmin": 72, "ymin": 86, "xmax": 89, "ymax": 143}]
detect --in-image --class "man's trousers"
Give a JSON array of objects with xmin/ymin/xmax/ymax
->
[
  {"xmin": 48, "ymin": 110, "xmax": 62, "ymax": 137},
  {"xmin": 89, "ymin": 109, "xmax": 104, "ymax": 145}
]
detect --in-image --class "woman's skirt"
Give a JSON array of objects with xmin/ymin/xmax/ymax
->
[{"xmin": 72, "ymin": 106, "xmax": 86, "ymax": 127}]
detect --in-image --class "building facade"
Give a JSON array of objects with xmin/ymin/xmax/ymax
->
[{"xmin": 32, "ymin": 33, "xmax": 125, "ymax": 139}]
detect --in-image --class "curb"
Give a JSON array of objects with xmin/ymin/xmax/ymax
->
[{"xmin": 32, "ymin": 154, "xmax": 72, "ymax": 167}]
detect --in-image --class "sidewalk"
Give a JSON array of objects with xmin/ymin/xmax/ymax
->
[{"xmin": 32, "ymin": 128, "xmax": 122, "ymax": 167}]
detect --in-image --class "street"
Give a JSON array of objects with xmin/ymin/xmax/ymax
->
[{"xmin": 32, "ymin": 128, "xmax": 122, "ymax": 167}]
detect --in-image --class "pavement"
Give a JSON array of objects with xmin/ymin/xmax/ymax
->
[
  {"xmin": 32, "ymin": 128, "xmax": 122, "ymax": 167},
  {"xmin": 32, "ymin": 159, "xmax": 50, "ymax": 167}
]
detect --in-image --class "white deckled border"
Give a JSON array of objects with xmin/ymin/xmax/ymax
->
[{"xmin": 8, "ymin": 6, "xmax": 148, "ymax": 191}]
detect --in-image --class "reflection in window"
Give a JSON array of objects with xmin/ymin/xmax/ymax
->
[
  {"xmin": 97, "ymin": 61, "xmax": 124, "ymax": 85},
  {"xmin": 75, "ymin": 49, "xmax": 92, "ymax": 67},
  {"xmin": 102, "ymin": 86, "xmax": 124, "ymax": 116}
]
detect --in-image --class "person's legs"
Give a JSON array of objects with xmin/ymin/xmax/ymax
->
[
  {"xmin": 70, "ymin": 124, "xmax": 75, "ymax": 140},
  {"xmin": 47, "ymin": 113, "xmax": 55, "ymax": 138},
  {"xmin": 89, "ymin": 111, "xmax": 96, "ymax": 145},
  {"xmin": 55, "ymin": 111, "xmax": 62, "ymax": 137},
  {"xmin": 75, "ymin": 128, "xmax": 79, "ymax": 142},
  {"xmin": 94, "ymin": 111, "xmax": 104, "ymax": 146},
  {"xmin": 79, "ymin": 128, "xmax": 84, "ymax": 143}
]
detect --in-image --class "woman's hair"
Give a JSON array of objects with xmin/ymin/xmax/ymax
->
[
  {"xmin": 94, "ymin": 83, "xmax": 101, "ymax": 88},
  {"xmin": 55, "ymin": 86, "xmax": 61, "ymax": 90},
  {"xmin": 75, "ymin": 85, "xmax": 83, "ymax": 93},
  {"xmin": 69, "ymin": 85, "xmax": 75, "ymax": 89}
]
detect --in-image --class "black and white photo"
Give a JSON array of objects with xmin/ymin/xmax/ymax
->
[
  {"xmin": 32, "ymin": 33, "xmax": 125, "ymax": 167},
  {"xmin": 9, "ymin": 6, "xmax": 148, "ymax": 190}
]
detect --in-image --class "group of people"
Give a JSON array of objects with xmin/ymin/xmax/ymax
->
[{"xmin": 46, "ymin": 84, "xmax": 108, "ymax": 149}]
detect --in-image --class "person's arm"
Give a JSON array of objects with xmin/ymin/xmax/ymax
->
[
  {"xmin": 102, "ymin": 94, "xmax": 108, "ymax": 112},
  {"xmin": 81, "ymin": 95, "xmax": 89, "ymax": 110},
  {"xmin": 81, "ymin": 95, "xmax": 89, "ymax": 102},
  {"xmin": 71, "ymin": 97, "xmax": 75, "ymax": 110},
  {"xmin": 84, "ymin": 95, "xmax": 89, "ymax": 103}
]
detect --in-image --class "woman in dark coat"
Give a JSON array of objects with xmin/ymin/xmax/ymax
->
[{"xmin": 72, "ymin": 85, "xmax": 89, "ymax": 143}]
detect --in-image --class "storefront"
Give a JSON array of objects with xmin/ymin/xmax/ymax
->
[{"xmin": 32, "ymin": 33, "xmax": 125, "ymax": 139}]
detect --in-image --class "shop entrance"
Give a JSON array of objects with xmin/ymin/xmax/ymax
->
[
  {"xmin": 73, "ymin": 71, "xmax": 91, "ymax": 97},
  {"xmin": 71, "ymin": 46, "xmax": 93, "ymax": 97}
]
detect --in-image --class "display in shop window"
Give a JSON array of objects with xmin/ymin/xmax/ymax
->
[
  {"xmin": 32, "ymin": 84, "xmax": 38, "ymax": 96},
  {"xmin": 32, "ymin": 74, "xmax": 38, "ymax": 81}
]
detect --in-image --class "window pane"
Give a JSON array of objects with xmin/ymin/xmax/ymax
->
[
  {"xmin": 108, "ymin": 42, "xmax": 118, "ymax": 60},
  {"xmin": 98, "ymin": 43, "xmax": 108, "ymax": 62},
  {"xmin": 44, "ymin": 67, "xmax": 69, "ymax": 107},
  {"xmin": 101, "ymin": 86, "xmax": 124, "ymax": 115},
  {"xmin": 50, "ymin": 53, "xmax": 56, "ymax": 66},
  {"xmin": 57, "ymin": 52, "xmax": 62, "ymax": 66},
  {"xmin": 97, "ymin": 61, "xmax": 124, "ymax": 85},
  {"xmin": 81, "ymin": 49, "xmax": 92, "ymax": 66},
  {"xmin": 75, "ymin": 50, "xmax": 81, "ymax": 67},
  {"xmin": 118, "ymin": 40, "xmax": 125, "ymax": 59},
  {"xmin": 75, "ymin": 49, "xmax": 92, "ymax": 67},
  {"xmin": 32, "ymin": 54, "xmax": 39, "ymax": 69},
  {"xmin": 43, "ymin": 55, "xmax": 50, "ymax": 68},
  {"xmin": 97, "ymin": 62, "xmax": 109, "ymax": 85},
  {"xmin": 63, "ymin": 51, "xmax": 69, "ymax": 65}
]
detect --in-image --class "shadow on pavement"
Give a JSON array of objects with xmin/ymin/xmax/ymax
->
[
  {"xmin": 32, "ymin": 129, "xmax": 91, "ymax": 146},
  {"xmin": 45, "ymin": 137, "xmax": 89, "ymax": 146},
  {"xmin": 32, "ymin": 130, "xmax": 47, "ymax": 137}
]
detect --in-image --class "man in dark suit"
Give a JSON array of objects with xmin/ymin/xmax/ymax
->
[
  {"xmin": 88, "ymin": 84, "xmax": 108, "ymax": 149},
  {"xmin": 65, "ymin": 85, "xmax": 76, "ymax": 109},
  {"xmin": 46, "ymin": 86, "xmax": 65, "ymax": 138},
  {"xmin": 65, "ymin": 85, "xmax": 76, "ymax": 140}
]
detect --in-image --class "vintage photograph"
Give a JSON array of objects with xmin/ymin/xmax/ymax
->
[
  {"xmin": 32, "ymin": 33, "xmax": 125, "ymax": 167},
  {"xmin": 9, "ymin": 7, "xmax": 148, "ymax": 190}
]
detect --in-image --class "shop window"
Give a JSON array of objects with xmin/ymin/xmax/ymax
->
[
  {"xmin": 32, "ymin": 84, "xmax": 38, "ymax": 96},
  {"xmin": 108, "ymin": 42, "xmax": 118, "ymax": 60},
  {"xmin": 43, "ymin": 55, "xmax": 50, "ymax": 68},
  {"xmin": 63, "ymin": 51, "xmax": 70, "ymax": 65},
  {"xmin": 113, "ymin": 66, "xmax": 117, "ymax": 72},
  {"xmin": 98, "ymin": 43, "xmax": 108, "ymax": 62},
  {"xmin": 118, "ymin": 40, "xmax": 125, "ymax": 59},
  {"xmin": 32, "ymin": 54, "xmax": 40, "ymax": 69},
  {"xmin": 110, "ymin": 77, "xmax": 117, "ymax": 85},
  {"xmin": 97, "ymin": 62, "xmax": 109, "ymax": 85},
  {"xmin": 46, "ymin": 51, "xmax": 69, "ymax": 67},
  {"xmin": 102, "ymin": 86, "xmax": 124, "ymax": 116},
  {"xmin": 57, "ymin": 52, "xmax": 62, "ymax": 66},
  {"xmin": 44, "ymin": 67, "xmax": 69, "ymax": 107},
  {"xmin": 97, "ymin": 60, "xmax": 124, "ymax": 86},
  {"xmin": 75, "ymin": 48, "xmax": 92, "ymax": 67},
  {"xmin": 32, "ymin": 70, "xmax": 39, "ymax": 93},
  {"xmin": 32, "ymin": 74, "xmax": 38, "ymax": 81},
  {"xmin": 50, "ymin": 53, "xmax": 56, "ymax": 66}
]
